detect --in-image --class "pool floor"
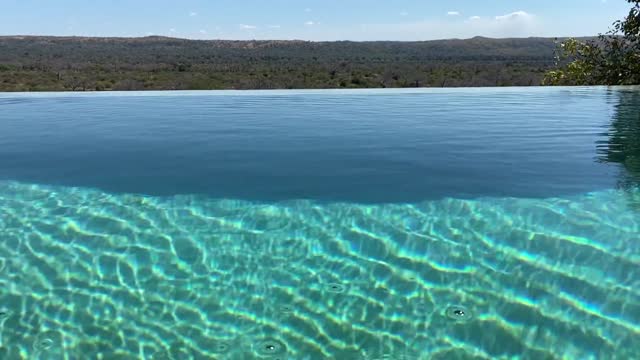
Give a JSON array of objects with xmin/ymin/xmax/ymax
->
[{"xmin": 0, "ymin": 182, "xmax": 638, "ymax": 359}]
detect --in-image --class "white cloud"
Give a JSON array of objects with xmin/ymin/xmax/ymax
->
[
  {"xmin": 343, "ymin": 11, "xmax": 541, "ymax": 41},
  {"xmin": 447, "ymin": 11, "xmax": 460, "ymax": 16},
  {"xmin": 495, "ymin": 11, "xmax": 533, "ymax": 21},
  {"xmin": 194, "ymin": 8, "xmax": 541, "ymax": 41},
  {"xmin": 304, "ymin": 8, "xmax": 312, "ymax": 12},
  {"xmin": 199, "ymin": 29, "xmax": 207, "ymax": 34},
  {"xmin": 169, "ymin": 28, "xmax": 176, "ymax": 33},
  {"xmin": 189, "ymin": 11, "xmax": 198, "ymax": 17},
  {"xmin": 400, "ymin": 11, "xmax": 409, "ymax": 17}
]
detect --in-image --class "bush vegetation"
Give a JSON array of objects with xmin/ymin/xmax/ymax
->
[{"xmin": 0, "ymin": 36, "xmax": 562, "ymax": 91}]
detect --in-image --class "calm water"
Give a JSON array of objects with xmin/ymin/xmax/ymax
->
[{"xmin": 0, "ymin": 87, "xmax": 639, "ymax": 359}]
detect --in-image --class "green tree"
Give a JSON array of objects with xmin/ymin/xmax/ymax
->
[{"xmin": 544, "ymin": 0, "xmax": 640, "ymax": 85}]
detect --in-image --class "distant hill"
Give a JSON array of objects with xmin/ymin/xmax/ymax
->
[{"xmin": 0, "ymin": 35, "xmax": 586, "ymax": 91}]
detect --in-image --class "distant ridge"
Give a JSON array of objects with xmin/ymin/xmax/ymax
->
[
  {"xmin": 0, "ymin": 34, "xmax": 595, "ymax": 41},
  {"xmin": 0, "ymin": 35, "xmax": 591, "ymax": 91}
]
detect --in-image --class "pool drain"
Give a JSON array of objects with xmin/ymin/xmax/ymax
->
[
  {"xmin": 37, "ymin": 338, "xmax": 54, "ymax": 351},
  {"xmin": 0, "ymin": 309, "xmax": 11, "ymax": 320},
  {"xmin": 254, "ymin": 338, "xmax": 287, "ymax": 357},
  {"xmin": 33, "ymin": 331, "xmax": 61, "ymax": 352},
  {"xmin": 324, "ymin": 282, "xmax": 347, "ymax": 294},
  {"xmin": 445, "ymin": 305, "xmax": 472, "ymax": 322},
  {"xmin": 212, "ymin": 341, "xmax": 231, "ymax": 354}
]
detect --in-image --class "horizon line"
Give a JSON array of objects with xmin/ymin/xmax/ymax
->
[{"xmin": 0, "ymin": 34, "xmax": 599, "ymax": 43}]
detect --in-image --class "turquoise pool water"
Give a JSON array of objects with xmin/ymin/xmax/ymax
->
[{"xmin": 0, "ymin": 87, "xmax": 639, "ymax": 359}]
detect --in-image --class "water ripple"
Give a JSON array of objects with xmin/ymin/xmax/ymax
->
[{"xmin": 0, "ymin": 181, "xmax": 638, "ymax": 358}]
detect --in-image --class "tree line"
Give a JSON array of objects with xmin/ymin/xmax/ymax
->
[{"xmin": 0, "ymin": 36, "xmax": 560, "ymax": 91}]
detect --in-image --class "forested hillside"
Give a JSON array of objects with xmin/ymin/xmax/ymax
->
[{"xmin": 0, "ymin": 36, "xmax": 569, "ymax": 91}]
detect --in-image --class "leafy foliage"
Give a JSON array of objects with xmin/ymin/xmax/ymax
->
[{"xmin": 544, "ymin": 0, "xmax": 640, "ymax": 85}]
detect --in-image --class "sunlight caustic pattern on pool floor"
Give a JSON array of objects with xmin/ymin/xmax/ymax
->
[{"xmin": 0, "ymin": 181, "xmax": 639, "ymax": 359}]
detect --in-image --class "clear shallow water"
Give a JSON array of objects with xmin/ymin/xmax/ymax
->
[{"xmin": 0, "ymin": 87, "xmax": 639, "ymax": 359}]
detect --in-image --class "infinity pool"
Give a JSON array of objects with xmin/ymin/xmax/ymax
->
[{"xmin": 0, "ymin": 88, "xmax": 638, "ymax": 359}]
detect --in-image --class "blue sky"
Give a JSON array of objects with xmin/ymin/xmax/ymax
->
[{"xmin": 0, "ymin": 0, "xmax": 632, "ymax": 40}]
